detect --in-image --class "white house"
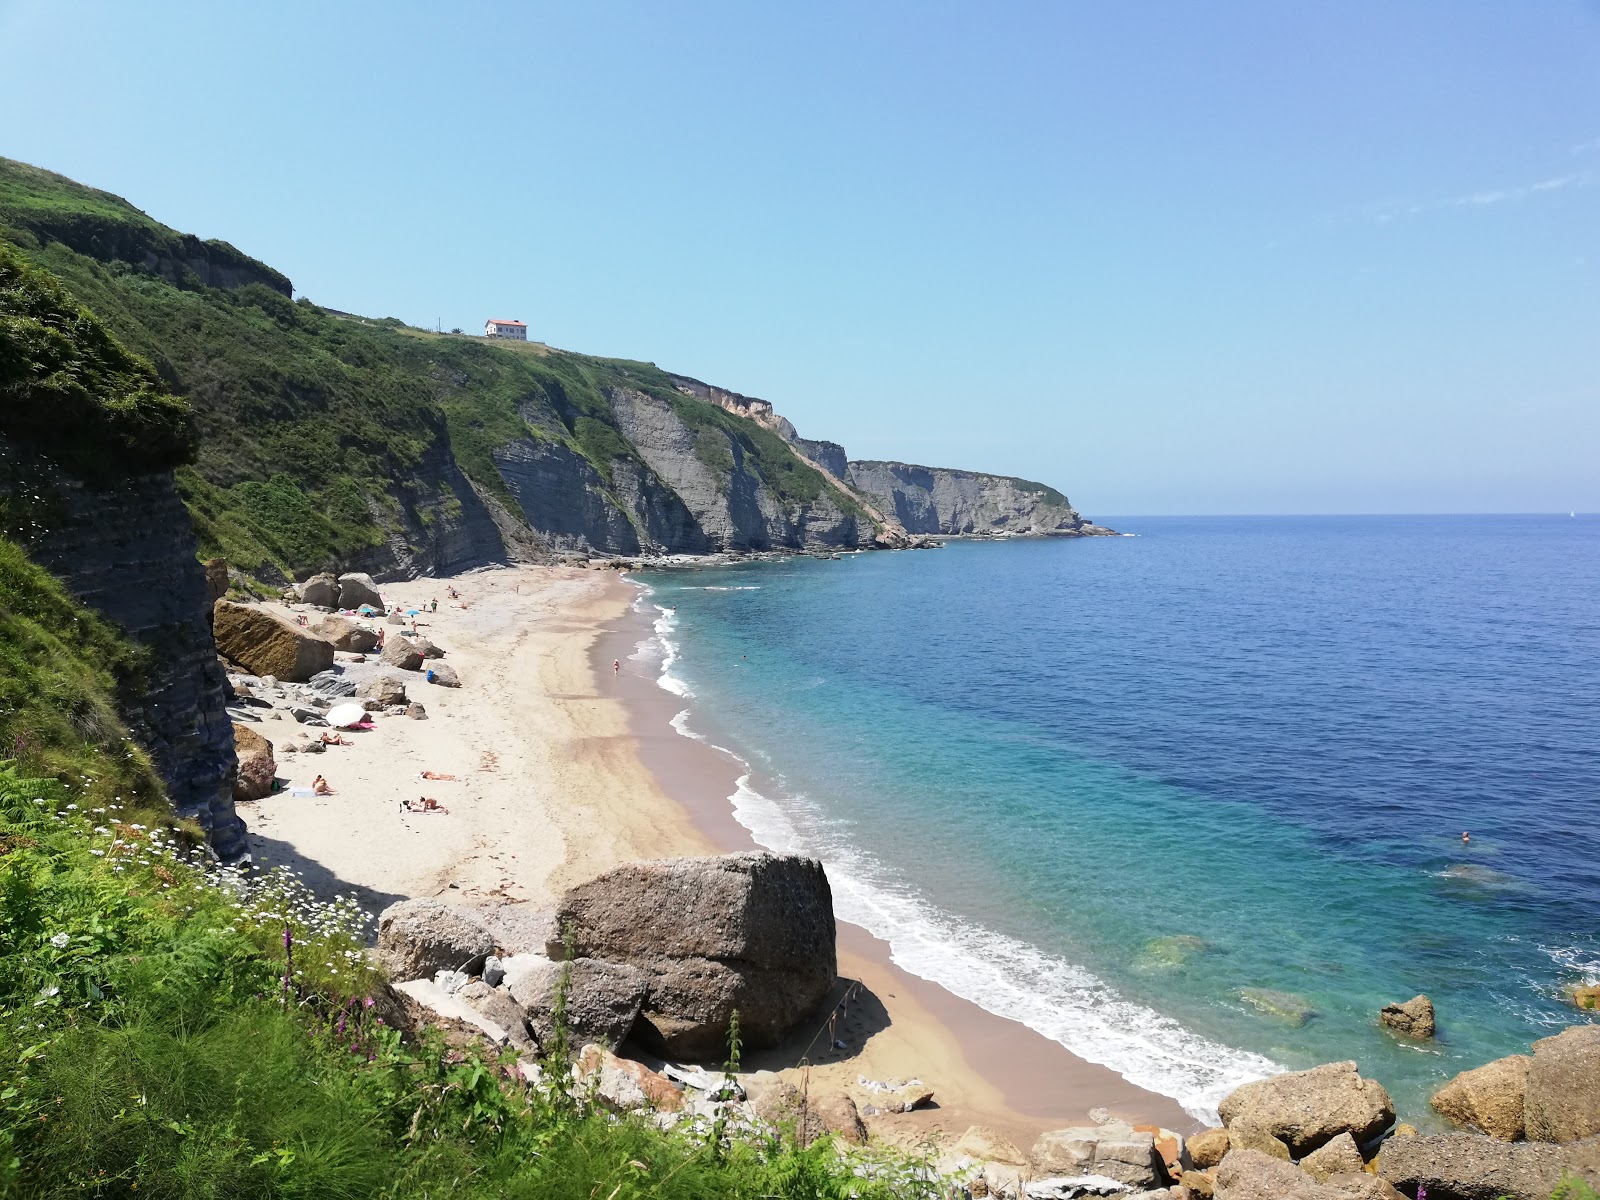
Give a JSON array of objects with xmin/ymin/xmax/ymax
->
[{"xmin": 484, "ymin": 318, "xmax": 527, "ymax": 341}]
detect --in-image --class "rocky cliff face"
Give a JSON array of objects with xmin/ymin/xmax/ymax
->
[
  {"xmin": 846, "ymin": 459, "xmax": 1104, "ymax": 537},
  {"xmin": 6, "ymin": 449, "xmax": 247, "ymax": 858}
]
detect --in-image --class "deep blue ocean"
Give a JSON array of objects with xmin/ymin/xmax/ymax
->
[{"xmin": 634, "ymin": 516, "xmax": 1599, "ymax": 1122}]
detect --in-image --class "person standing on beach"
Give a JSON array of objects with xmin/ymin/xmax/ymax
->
[{"xmin": 612, "ymin": 659, "xmax": 620, "ymax": 675}]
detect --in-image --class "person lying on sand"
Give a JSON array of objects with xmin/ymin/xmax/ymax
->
[
  {"xmin": 320, "ymin": 732, "xmax": 352, "ymax": 746},
  {"xmin": 400, "ymin": 796, "xmax": 448, "ymax": 814},
  {"xmin": 419, "ymin": 770, "xmax": 456, "ymax": 780},
  {"xmin": 312, "ymin": 775, "xmax": 335, "ymax": 795}
]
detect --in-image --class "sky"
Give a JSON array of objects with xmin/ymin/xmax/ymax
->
[{"xmin": 2, "ymin": 1, "xmax": 1597, "ymax": 515}]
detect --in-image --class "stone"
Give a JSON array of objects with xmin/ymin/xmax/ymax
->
[
  {"xmin": 311, "ymin": 615, "xmax": 378, "ymax": 653},
  {"xmin": 387, "ymin": 610, "xmax": 405, "ymax": 625},
  {"xmin": 482, "ymin": 955, "xmax": 505, "ymax": 988},
  {"xmin": 474, "ymin": 906, "xmax": 557, "ymax": 957},
  {"xmin": 1225, "ymin": 1123, "xmax": 1291, "ymax": 1161},
  {"xmin": 954, "ymin": 1125, "xmax": 1029, "ymax": 1166},
  {"xmin": 508, "ymin": 956, "xmax": 651, "ymax": 1051},
  {"xmin": 213, "ymin": 601, "xmax": 336, "ymax": 682},
  {"xmin": 306, "ymin": 669, "xmax": 357, "ymax": 698},
  {"xmin": 849, "ymin": 1078, "xmax": 933, "ymax": 1113},
  {"xmin": 336, "ymin": 572, "xmax": 382, "ymax": 610},
  {"xmin": 1029, "ymin": 1121, "xmax": 1167, "ymax": 1190},
  {"xmin": 1237, "ymin": 988, "xmax": 1318, "ymax": 1027},
  {"xmin": 1185, "ymin": 1169, "xmax": 1216, "ymax": 1198},
  {"xmin": 455, "ymin": 979, "xmax": 534, "ymax": 1050},
  {"xmin": 1376, "ymin": 1131, "xmax": 1600, "ymax": 1200},
  {"xmin": 357, "ymin": 675, "xmax": 408, "ymax": 706},
  {"xmin": 1569, "ymin": 984, "xmax": 1600, "ymax": 1012},
  {"xmin": 297, "ymin": 573, "xmax": 340, "ymax": 607},
  {"xmin": 1431, "ymin": 1054, "xmax": 1530, "ymax": 1140},
  {"xmin": 1137, "ymin": 935, "xmax": 1213, "ymax": 970},
  {"xmin": 1188, "ymin": 1128, "xmax": 1230, "ymax": 1170},
  {"xmin": 1378, "ymin": 994, "xmax": 1436, "ymax": 1039},
  {"xmin": 299, "ymin": 737, "xmax": 325, "ymax": 753},
  {"xmin": 575, "ymin": 1044, "xmax": 684, "ymax": 1112},
  {"xmin": 549, "ymin": 852, "xmax": 836, "ymax": 1059},
  {"xmin": 1135, "ymin": 1124, "xmax": 1184, "ymax": 1176},
  {"xmin": 1213, "ymin": 1149, "xmax": 1337, "ymax": 1199},
  {"xmin": 380, "ymin": 635, "xmax": 425, "ymax": 671},
  {"xmin": 375, "ymin": 898, "xmax": 495, "ymax": 981},
  {"xmin": 425, "ymin": 662, "xmax": 461, "ymax": 688},
  {"xmin": 203, "ymin": 557, "xmax": 229, "ymax": 604},
  {"xmin": 1217, "ymin": 1061, "xmax": 1394, "ymax": 1157},
  {"xmin": 406, "ymin": 703, "xmax": 428, "ymax": 719},
  {"xmin": 754, "ymin": 1082, "xmax": 867, "ymax": 1146},
  {"xmin": 1323, "ymin": 1174, "xmax": 1406, "ymax": 1200},
  {"xmin": 289, "ymin": 705, "xmax": 328, "ymax": 725},
  {"xmin": 414, "ymin": 635, "xmax": 445, "ymax": 660},
  {"xmin": 1299, "ymin": 1132, "xmax": 1363, "ymax": 1181},
  {"xmin": 1525, "ymin": 1023, "xmax": 1600, "ymax": 1143},
  {"xmin": 231, "ymin": 722, "xmax": 276, "ymax": 801}
]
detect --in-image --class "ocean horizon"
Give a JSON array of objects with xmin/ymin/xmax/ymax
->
[{"xmin": 634, "ymin": 514, "xmax": 1600, "ymax": 1124}]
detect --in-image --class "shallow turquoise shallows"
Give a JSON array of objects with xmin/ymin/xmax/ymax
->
[{"xmin": 635, "ymin": 515, "xmax": 1600, "ymax": 1123}]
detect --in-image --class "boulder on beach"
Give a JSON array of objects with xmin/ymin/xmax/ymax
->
[
  {"xmin": 1028, "ymin": 1121, "xmax": 1167, "ymax": 1190},
  {"xmin": 380, "ymin": 635, "xmax": 424, "ymax": 671},
  {"xmin": 1431, "ymin": 1053, "xmax": 1530, "ymax": 1141},
  {"xmin": 1214, "ymin": 1148, "xmax": 1403, "ymax": 1199},
  {"xmin": 1376, "ymin": 1131, "xmax": 1600, "ymax": 1200},
  {"xmin": 414, "ymin": 635, "xmax": 445, "ymax": 660},
  {"xmin": 507, "ymin": 957, "xmax": 651, "ymax": 1051},
  {"xmin": 575, "ymin": 1044, "xmax": 684, "ymax": 1113},
  {"xmin": 1218, "ymin": 1061, "xmax": 1394, "ymax": 1158},
  {"xmin": 1378, "ymin": 993, "xmax": 1436, "ymax": 1039},
  {"xmin": 426, "ymin": 662, "xmax": 461, "ymax": 688},
  {"xmin": 376, "ymin": 899, "xmax": 495, "ymax": 981},
  {"xmin": 213, "ymin": 601, "xmax": 335, "ymax": 682},
  {"xmin": 297, "ymin": 572, "xmax": 340, "ymax": 607},
  {"xmin": 311, "ymin": 614, "xmax": 379, "ymax": 653},
  {"xmin": 231, "ymin": 723, "xmax": 276, "ymax": 801},
  {"xmin": 1525, "ymin": 1023, "xmax": 1600, "ymax": 1143},
  {"xmin": 336, "ymin": 572, "xmax": 382, "ymax": 611},
  {"xmin": 549, "ymin": 852, "xmax": 836, "ymax": 1059},
  {"xmin": 755, "ymin": 1082, "xmax": 868, "ymax": 1146},
  {"xmin": 357, "ymin": 674, "xmax": 408, "ymax": 706}
]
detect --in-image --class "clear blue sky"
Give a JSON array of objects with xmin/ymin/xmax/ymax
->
[{"xmin": 3, "ymin": 1, "xmax": 1597, "ymax": 515}]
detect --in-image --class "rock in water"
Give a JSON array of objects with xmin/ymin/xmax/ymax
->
[
  {"xmin": 380, "ymin": 635, "xmax": 425, "ymax": 671},
  {"xmin": 549, "ymin": 852, "xmax": 836, "ymax": 1059},
  {"xmin": 336, "ymin": 572, "xmax": 382, "ymax": 610},
  {"xmin": 297, "ymin": 572, "xmax": 340, "ymax": 607},
  {"xmin": 1378, "ymin": 994, "xmax": 1436, "ymax": 1039},
  {"xmin": 213, "ymin": 601, "xmax": 336, "ymax": 682},
  {"xmin": 507, "ymin": 957, "xmax": 651, "ymax": 1051},
  {"xmin": 1028, "ymin": 1121, "xmax": 1167, "ymax": 1190},
  {"xmin": 1238, "ymin": 987, "xmax": 1318, "ymax": 1026},
  {"xmin": 1568, "ymin": 984, "xmax": 1600, "ymax": 1011},
  {"xmin": 376, "ymin": 899, "xmax": 495, "ymax": 981},
  {"xmin": 1376, "ymin": 1131, "xmax": 1600, "ymax": 1200},
  {"xmin": 231, "ymin": 722, "xmax": 276, "ymax": 801},
  {"xmin": 1217, "ymin": 1061, "xmax": 1394, "ymax": 1157},
  {"xmin": 1525, "ymin": 1024, "xmax": 1600, "ymax": 1143},
  {"xmin": 1431, "ymin": 1054, "xmax": 1530, "ymax": 1141}
]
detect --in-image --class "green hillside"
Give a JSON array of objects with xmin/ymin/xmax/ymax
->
[{"xmin": 0, "ymin": 157, "xmax": 837, "ymax": 580}]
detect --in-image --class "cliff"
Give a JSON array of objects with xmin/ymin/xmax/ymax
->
[{"xmin": 847, "ymin": 460, "xmax": 1107, "ymax": 537}]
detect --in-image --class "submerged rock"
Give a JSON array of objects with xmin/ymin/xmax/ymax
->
[
  {"xmin": 1238, "ymin": 988, "xmax": 1318, "ymax": 1026},
  {"xmin": 1136, "ymin": 935, "xmax": 1213, "ymax": 971}
]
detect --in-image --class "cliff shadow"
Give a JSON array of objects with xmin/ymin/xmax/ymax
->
[{"xmin": 243, "ymin": 829, "xmax": 407, "ymax": 938}]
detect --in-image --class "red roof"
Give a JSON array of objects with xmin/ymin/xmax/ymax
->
[{"xmin": 486, "ymin": 319, "xmax": 526, "ymax": 327}]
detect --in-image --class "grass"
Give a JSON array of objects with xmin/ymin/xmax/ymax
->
[{"xmin": 0, "ymin": 767, "xmax": 948, "ymax": 1198}]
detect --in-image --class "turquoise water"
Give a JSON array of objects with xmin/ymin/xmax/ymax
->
[{"xmin": 634, "ymin": 516, "xmax": 1600, "ymax": 1122}]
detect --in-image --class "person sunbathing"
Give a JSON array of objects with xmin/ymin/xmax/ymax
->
[
  {"xmin": 401, "ymin": 796, "xmax": 448, "ymax": 814},
  {"xmin": 419, "ymin": 770, "xmax": 456, "ymax": 780},
  {"xmin": 320, "ymin": 732, "xmax": 352, "ymax": 746},
  {"xmin": 312, "ymin": 775, "xmax": 335, "ymax": 795}
]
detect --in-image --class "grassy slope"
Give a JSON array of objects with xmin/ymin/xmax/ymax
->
[{"xmin": 0, "ymin": 157, "xmax": 841, "ymax": 580}]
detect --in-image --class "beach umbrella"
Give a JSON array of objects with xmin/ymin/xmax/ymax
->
[{"xmin": 325, "ymin": 702, "xmax": 366, "ymax": 728}]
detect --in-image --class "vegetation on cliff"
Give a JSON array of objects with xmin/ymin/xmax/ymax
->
[{"xmin": 0, "ymin": 773, "xmax": 936, "ymax": 1197}]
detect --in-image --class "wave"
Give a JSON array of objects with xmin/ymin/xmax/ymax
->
[
  {"xmin": 677, "ymin": 585, "xmax": 763, "ymax": 591},
  {"xmin": 651, "ymin": 605, "xmax": 692, "ymax": 698}
]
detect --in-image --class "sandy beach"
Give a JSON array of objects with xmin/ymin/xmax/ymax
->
[{"xmin": 235, "ymin": 564, "xmax": 1193, "ymax": 1150}]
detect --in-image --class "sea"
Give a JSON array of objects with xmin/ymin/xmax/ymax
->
[{"xmin": 631, "ymin": 515, "xmax": 1600, "ymax": 1124}]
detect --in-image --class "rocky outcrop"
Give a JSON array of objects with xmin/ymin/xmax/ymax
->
[
  {"xmin": 1525, "ymin": 1024, "xmax": 1600, "ymax": 1143},
  {"xmin": 847, "ymin": 459, "xmax": 1104, "ymax": 537},
  {"xmin": 1299, "ymin": 1132, "xmax": 1364, "ymax": 1180},
  {"xmin": 1217, "ymin": 1062, "xmax": 1394, "ymax": 1157},
  {"xmin": 336, "ymin": 572, "xmax": 382, "ymax": 610},
  {"xmin": 1431, "ymin": 1054, "xmax": 1530, "ymax": 1140},
  {"xmin": 231, "ymin": 723, "xmax": 276, "ymax": 801},
  {"xmin": 8, "ymin": 459, "xmax": 246, "ymax": 857},
  {"xmin": 1215, "ymin": 1149, "xmax": 1403, "ymax": 1200},
  {"xmin": 1379, "ymin": 994, "xmax": 1436, "ymax": 1038},
  {"xmin": 213, "ymin": 602, "xmax": 335, "ymax": 682},
  {"xmin": 1376, "ymin": 1132, "xmax": 1600, "ymax": 1200},
  {"xmin": 376, "ymin": 899, "xmax": 495, "ymax": 981},
  {"xmin": 549, "ymin": 852, "xmax": 836, "ymax": 1059},
  {"xmin": 1029, "ymin": 1121, "xmax": 1167, "ymax": 1190}
]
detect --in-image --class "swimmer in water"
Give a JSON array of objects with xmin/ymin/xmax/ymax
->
[{"xmin": 1462, "ymin": 831, "xmax": 1471, "ymax": 844}]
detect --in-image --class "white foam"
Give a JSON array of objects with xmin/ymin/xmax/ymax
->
[
  {"xmin": 650, "ymin": 605, "xmax": 693, "ymax": 698},
  {"xmin": 723, "ymin": 771, "xmax": 1279, "ymax": 1123}
]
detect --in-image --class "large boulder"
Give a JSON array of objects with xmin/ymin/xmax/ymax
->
[
  {"xmin": 1188, "ymin": 1127, "xmax": 1231, "ymax": 1169},
  {"xmin": 507, "ymin": 956, "xmax": 652, "ymax": 1051},
  {"xmin": 1431, "ymin": 1054, "xmax": 1530, "ymax": 1141},
  {"xmin": 754, "ymin": 1082, "xmax": 867, "ymax": 1146},
  {"xmin": 549, "ymin": 852, "xmax": 836, "ymax": 1059},
  {"xmin": 311, "ymin": 615, "xmax": 379, "ymax": 653},
  {"xmin": 376, "ymin": 899, "xmax": 494, "ymax": 981},
  {"xmin": 297, "ymin": 572, "xmax": 340, "ymax": 607},
  {"xmin": 1378, "ymin": 994, "xmax": 1436, "ymax": 1039},
  {"xmin": 231, "ymin": 723, "xmax": 276, "ymax": 801},
  {"xmin": 414, "ymin": 635, "xmax": 445, "ymax": 660},
  {"xmin": 213, "ymin": 601, "xmax": 336, "ymax": 682},
  {"xmin": 1216, "ymin": 1149, "xmax": 1404, "ymax": 1199},
  {"xmin": 1525, "ymin": 1024, "xmax": 1600, "ymax": 1143},
  {"xmin": 1376, "ymin": 1131, "xmax": 1600, "ymax": 1200},
  {"xmin": 1218, "ymin": 1061, "xmax": 1394, "ymax": 1157},
  {"xmin": 381, "ymin": 634, "xmax": 425, "ymax": 671},
  {"xmin": 1028, "ymin": 1121, "xmax": 1167, "ymax": 1190},
  {"xmin": 1299, "ymin": 1132, "xmax": 1364, "ymax": 1181},
  {"xmin": 1570, "ymin": 984, "xmax": 1600, "ymax": 1012},
  {"xmin": 357, "ymin": 674, "xmax": 408, "ymax": 706},
  {"xmin": 426, "ymin": 662, "xmax": 462, "ymax": 688},
  {"xmin": 336, "ymin": 572, "xmax": 382, "ymax": 611}
]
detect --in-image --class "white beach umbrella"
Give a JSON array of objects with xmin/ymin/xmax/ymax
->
[{"xmin": 325, "ymin": 702, "xmax": 367, "ymax": 728}]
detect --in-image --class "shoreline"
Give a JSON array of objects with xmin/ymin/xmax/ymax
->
[{"xmin": 234, "ymin": 562, "xmax": 1193, "ymax": 1154}]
